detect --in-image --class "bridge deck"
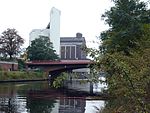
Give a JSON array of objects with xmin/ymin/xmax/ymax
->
[{"xmin": 26, "ymin": 60, "xmax": 92, "ymax": 65}]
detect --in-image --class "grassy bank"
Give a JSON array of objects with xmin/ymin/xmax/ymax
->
[{"xmin": 0, "ymin": 71, "xmax": 47, "ymax": 81}]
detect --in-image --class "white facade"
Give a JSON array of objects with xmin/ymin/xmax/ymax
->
[
  {"xmin": 29, "ymin": 7, "xmax": 61, "ymax": 56},
  {"xmin": 29, "ymin": 29, "xmax": 49, "ymax": 45},
  {"xmin": 50, "ymin": 7, "xmax": 61, "ymax": 56}
]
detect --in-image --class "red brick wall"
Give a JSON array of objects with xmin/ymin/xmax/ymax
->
[{"xmin": 0, "ymin": 61, "xmax": 18, "ymax": 71}]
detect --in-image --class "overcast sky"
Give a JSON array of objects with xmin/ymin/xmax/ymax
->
[{"xmin": 0, "ymin": 0, "xmax": 149, "ymax": 48}]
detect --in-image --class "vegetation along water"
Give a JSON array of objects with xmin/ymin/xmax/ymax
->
[{"xmin": 0, "ymin": 0, "xmax": 149, "ymax": 113}]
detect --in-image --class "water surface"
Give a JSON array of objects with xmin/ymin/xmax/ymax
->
[{"xmin": 0, "ymin": 81, "xmax": 104, "ymax": 113}]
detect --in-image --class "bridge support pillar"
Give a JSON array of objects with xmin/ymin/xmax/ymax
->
[{"xmin": 90, "ymin": 82, "xmax": 93, "ymax": 94}]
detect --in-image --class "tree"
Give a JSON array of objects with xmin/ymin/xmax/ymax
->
[
  {"xmin": 100, "ymin": 0, "xmax": 150, "ymax": 55},
  {"xmin": 27, "ymin": 36, "xmax": 59, "ymax": 61},
  {"xmin": 87, "ymin": 0, "xmax": 150, "ymax": 113},
  {"xmin": 0, "ymin": 28, "xmax": 24, "ymax": 60}
]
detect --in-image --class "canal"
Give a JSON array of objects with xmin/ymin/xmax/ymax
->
[{"xmin": 0, "ymin": 81, "xmax": 105, "ymax": 113}]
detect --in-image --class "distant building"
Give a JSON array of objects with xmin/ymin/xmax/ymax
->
[
  {"xmin": 29, "ymin": 7, "xmax": 61, "ymax": 55},
  {"xmin": 29, "ymin": 29, "xmax": 49, "ymax": 45},
  {"xmin": 49, "ymin": 7, "xmax": 61, "ymax": 56},
  {"xmin": 60, "ymin": 33, "xmax": 86, "ymax": 60},
  {"xmin": 60, "ymin": 33, "xmax": 89, "ymax": 79},
  {"xmin": 29, "ymin": 8, "xmax": 86, "ymax": 59},
  {"xmin": 0, "ymin": 61, "xmax": 18, "ymax": 71}
]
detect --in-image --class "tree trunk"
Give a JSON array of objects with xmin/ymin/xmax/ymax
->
[{"xmin": 9, "ymin": 54, "xmax": 12, "ymax": 60}]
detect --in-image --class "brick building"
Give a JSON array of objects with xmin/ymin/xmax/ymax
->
[
  {"xmin": 0, "ymin": 61, "xmax": 18, "ymax": 71},
  {"xmin": 60, "ymin": 33, "xmax": 86, "ymax": 60}
]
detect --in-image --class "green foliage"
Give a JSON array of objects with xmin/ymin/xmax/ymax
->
[
  {"xmin": 18, "ymin": 59, "xmax": 26, "ymax": 70},
  {"xmin": 0, "ymin": 28, "xmax": 24, "ymax": 60},
  {"xmin": 27, "ymin": 36, "xmax": 59, "ymax": 61},
  {"xmin": 0, "ymin": 71, "xmax": 46, "ymax": 81},
  {"xmin": 52, "ymin": 73, "xmax": 68, "ymax": 88},
  {"xmin": 101, "ymin": 0, "xmax": 149, "ymax": 55},
  {"xmin": 0, "ymin": 66, "xmax": 2, "ymax": 71},
  {"xmin": 86, "ymin": 0, "xmax": 150, "ymax": 113},
  {"xmin": 98, "ymin": 51, "xmax": 150, "ymax": 113}
]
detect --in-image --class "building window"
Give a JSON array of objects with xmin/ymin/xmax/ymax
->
[
  {"xmin": 60, "ymin": 45, "xmax": 76, "ymax": 59},
  {"xmin": 76, "ymin": 45, "xmax": 81, "ymax": 59},
  {"xmin": 71, "ymin": 46, "xmax": 75, "ymax": 59},
  {"xmin": 61, "ymin": 46, "xmax": 65, "ymax": 59},
  {"xmin": 66, "ymin": 46, "xmax": 70, "ymax": 59}
]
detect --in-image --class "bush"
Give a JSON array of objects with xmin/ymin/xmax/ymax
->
[{"xmin": 0, "ymin": 71, "xmax": 46, "ymax": 81}]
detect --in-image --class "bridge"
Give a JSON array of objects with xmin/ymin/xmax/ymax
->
[{"xmin": 26, "ymin": 60, "xmax": 92, "ymax": 75}]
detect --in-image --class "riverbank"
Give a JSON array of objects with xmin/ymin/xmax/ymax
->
[
  {"xmin": 0, "ymin": 71, "xmax": 111, "ymax": 100},
  {"xmin": 0, "ymin": 71, "xmax": 47, "ymax": 82}
]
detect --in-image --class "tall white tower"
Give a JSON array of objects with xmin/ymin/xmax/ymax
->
[{"xmin": 50, "ymin": 7, "xmax": 61, "ymax": 56}]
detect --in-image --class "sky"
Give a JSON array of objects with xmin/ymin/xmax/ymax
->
[
  {"xmin": 0, "ymin": 0, "xmax": 114, "ymax": 48},
  {"xmin": 0, "ymin": 0, "xmax": 149, "ymax": 48}
]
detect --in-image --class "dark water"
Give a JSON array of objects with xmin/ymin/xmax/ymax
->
[{"xmin": 0, "ymin": 81, "xmax": 104, "ymax": 113}]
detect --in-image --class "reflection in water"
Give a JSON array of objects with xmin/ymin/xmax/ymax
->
[
  {"xmin": 0, "ymin": 81, "xmax": 104, "ymax": 113},
  {"xmin": 59, "ymin": 97, "xmax": 86, "ymax": 113},
  {"xmin": 27, "ymin": 97, "xmax": 56, "ymax": 113},
  {"xmin": 0, "ymin": 96, "xmax": 27, "ymax": 113}
]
